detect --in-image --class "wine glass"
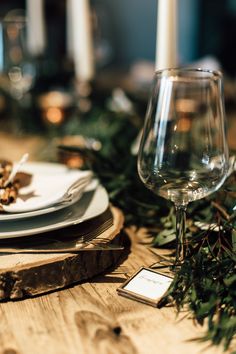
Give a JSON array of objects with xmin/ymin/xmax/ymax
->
[
  {"xmin": 137, "ymin": 68, "xmax": 229, "ymax": 266},
  {"xmin": 0, "ymin": 11, "xmax": 36, "ymax": 100}
]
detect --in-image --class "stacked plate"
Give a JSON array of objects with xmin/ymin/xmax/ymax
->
[{"xmin": 0, "ymin": 161, "xmax": 110, "ymax": 241}]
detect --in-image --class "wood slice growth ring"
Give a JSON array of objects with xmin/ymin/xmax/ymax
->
[{"xmin": 0, "ymin": 207, "xmax": 125, "ymax": 301}]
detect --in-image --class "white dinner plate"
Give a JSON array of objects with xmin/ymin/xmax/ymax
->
[
  {"xmin": 0, "ymin": 162, "xmax": 92, "ymax": 220},
  {"xmin": 0, "ymin": 184, "xmax": 109, "ymax": 239}
]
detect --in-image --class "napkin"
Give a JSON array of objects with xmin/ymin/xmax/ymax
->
[{"xmin": 2, "ymin": 169, "xmax": 93, "ymax": 213}]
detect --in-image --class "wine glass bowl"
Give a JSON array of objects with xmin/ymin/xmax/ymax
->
[
  {"xmin": 0, "ymin": 12, "xmax": 35, "ymax": 100},
  {"xmin": 137, "ymin": 68, "xmax": 229, "ymax": 264}
]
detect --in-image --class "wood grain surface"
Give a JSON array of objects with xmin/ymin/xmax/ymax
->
[{"xmin": 0, "ymin": 227, "xmax": 231, "ymax": 354}]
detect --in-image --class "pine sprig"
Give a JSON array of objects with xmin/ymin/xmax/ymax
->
[
  {"xmin": 158, "ymin": 244, "xmax": 236, "ymax": 351},
  {"xmin": 157, "ymin": 176, "xmax": 236, "ymax": 351}
]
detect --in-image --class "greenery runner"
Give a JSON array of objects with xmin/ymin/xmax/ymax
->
[{"xmin": 59, "ymin": 99, "xmax": 236, "ymax": 352}]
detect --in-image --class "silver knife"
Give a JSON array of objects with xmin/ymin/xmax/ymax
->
[{"xmin": 0, "ymin": 243, "xmax": 124, "ymax": 254}]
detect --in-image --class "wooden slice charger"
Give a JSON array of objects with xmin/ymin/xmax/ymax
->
[{"xmin": 0, "ymin": 206, "xmax": 125, "ymax": 301}]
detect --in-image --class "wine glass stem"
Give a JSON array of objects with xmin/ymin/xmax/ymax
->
[{"xmin": 175, "ymin": 204, "xmax": 187, "ymax": 264}]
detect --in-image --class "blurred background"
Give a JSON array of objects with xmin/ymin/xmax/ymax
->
[
  {"xmin": 1, "ymin": 0, "xmax": 236, "ymax": 72},
  {"xmin": 1, "ymin": 1, "xmax": 235, "ymax": 69},
  {"xmin": 0, "ymin": 0, "xmax": 235, "ymax": 159}
]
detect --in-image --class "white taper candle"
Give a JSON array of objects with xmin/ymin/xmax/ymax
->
[
  {"xmin": 69, "ymin": 0, "xmax": 94, "ymax": 82},
  {"xmin": 26, "ymin": 0, "xmax": 46, "ymax": 56},
  {"xmin": 155, "ymin": 0, "xmax": 178, "ymax": 70}
]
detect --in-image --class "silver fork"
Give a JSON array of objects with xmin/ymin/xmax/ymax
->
[
  {"xmin": 56, "ymin": 173, "xmax": 93, "ymax": 204},
  {"xmin": 0, "ymin": 217, "xmax": 124, "ymax": 254}
]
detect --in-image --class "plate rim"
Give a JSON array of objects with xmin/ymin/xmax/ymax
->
[{"xmin": 0, "ymin": 184, "xmax": 109, "ymax": 239}]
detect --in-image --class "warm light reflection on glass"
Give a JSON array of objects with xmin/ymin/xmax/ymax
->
[
  {"xmin": 176, "ymin": 98, "xmax": 197, "ymax": 113},
  {"xmin": 178, "ymin": 117, "xmax": 191, "ymax": 132},
  {"xmin": 189, "ymin": 171, "xmax": 197, "ymax": 181}
]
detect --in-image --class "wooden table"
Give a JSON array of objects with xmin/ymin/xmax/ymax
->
[
  {"xmin": 0, "ymin": 133, "xmax": 231, "ymax": 354},
  {"xmin": 0, "ymin": 227, "xmax": 228, "ymax": 354}
]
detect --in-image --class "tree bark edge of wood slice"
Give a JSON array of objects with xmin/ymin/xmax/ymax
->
[{"xmin": 0, "ymin": 206, "xmax": 127, "ymax": 301}]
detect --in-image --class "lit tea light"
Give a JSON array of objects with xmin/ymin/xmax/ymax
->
[
  {"xmin": 57, "ymin": 135, "xmax": 102, "ymax": 168},
  {"xmin": 176, "ymin": 98, "xmax": 198, "ymax": 113},
  {"xmin": 38, "ymin": 91, "xmax": 72, "ymax": 109},
  {"xmin": 177, "ymin": 117, "xmax": 191, "ymax": 132},
  {"xmin": 46, "ymin": 107, "xmax": 64, "ymax": 125},
  {"xmin": 176, "ymin": 98, "xmax": 199, "ymax": 132},
  {"xmin": 38, "ymin": 90, "xmax": 73, "ymax": 126}
]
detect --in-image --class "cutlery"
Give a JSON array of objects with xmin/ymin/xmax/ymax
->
[
  {"xmin": 56, "ymin": 174, "xmax": 93, "ymax": 205},
  {"xmin": 0, "ymin": 242, "xmax": 124, "ymax": 254},
  {"xmin": 0, "ymin": 211, "xmax": 124, "ymax": 254}
]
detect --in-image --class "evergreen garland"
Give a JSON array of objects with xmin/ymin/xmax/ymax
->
[{"xmin": 59, "ymin": 104, "xmax": 236, "ymax": 351}]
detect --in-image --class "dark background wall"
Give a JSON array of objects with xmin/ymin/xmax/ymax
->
[
  {"xmin": 1, "ymin": 0, "xmax": 236, "ymax": 76},
  {"xmin": 91, "ymin": 0, "xmax": 200, "ymax": 66}
]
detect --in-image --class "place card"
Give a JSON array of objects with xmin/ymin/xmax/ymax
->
[{"xmin": 117, "ymin": 267, "xmax": 173, "ymax": 307}]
